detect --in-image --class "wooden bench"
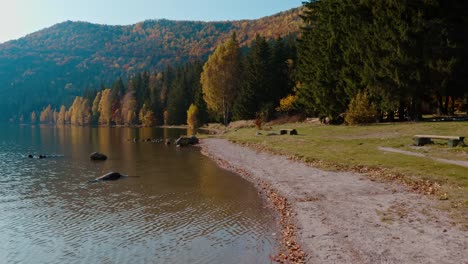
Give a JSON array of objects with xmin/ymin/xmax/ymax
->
[{"xmin": 413, "ymin": 135, "xmax": 465, "ymax": 147}]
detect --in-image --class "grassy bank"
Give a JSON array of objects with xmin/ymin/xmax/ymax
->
[{"xmin": 216, "ymin": 121, "xmax": 468, "ymax": 227}]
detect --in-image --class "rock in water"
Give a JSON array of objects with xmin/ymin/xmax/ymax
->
[
  {"xmin": 189, "ymin": 135, "xmax": 199, "ymax": 145},
  {"xmin": 175, "ymin": 136, "xmax": 199, "ymax": 147},
  {"xmin": 90, "ymin": 152, "xmax": 107, "ymax": 161},
  {"xmin": 95, "ymin": 172, "xmax": 123, "ymax": 181}
]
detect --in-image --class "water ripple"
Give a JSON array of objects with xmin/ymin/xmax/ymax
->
[{"xmin": 0, "ymin": 126, "xmax": 277, "ymax": 264}]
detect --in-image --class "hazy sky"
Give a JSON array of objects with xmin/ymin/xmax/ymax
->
[{"xmin": 0, "ymin": 0, "xmax": 304, "ymax": 43}]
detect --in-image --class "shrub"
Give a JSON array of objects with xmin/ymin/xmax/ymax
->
[
  {"xmin": 227, "ymin": 120, "xmax": 255, "ymax": 130},
  {"xmin": 254, "ymin": 112, "xmax": 264, "ymax": 130},
  {"xmin": 345, "ymin": 91, "xmax": 379, "ymax": 125},
  {"xmin": 276, "ymin": 95, "xmax": 297, "ymax": 114}
]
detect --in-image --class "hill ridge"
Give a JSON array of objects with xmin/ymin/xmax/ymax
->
[{"xmin": 0, "ymin": 7, "xmax": 302, "ymax": 121}]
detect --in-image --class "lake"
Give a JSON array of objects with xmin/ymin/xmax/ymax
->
[{"xmin": 0, "ymin": 125, "xmax": 277, "ymax": 264}]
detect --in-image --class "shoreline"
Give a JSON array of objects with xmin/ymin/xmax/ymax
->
[
  {"xmin": 200, "ymin": 142, "xmax": 306, "ymax": 263},
  {"xmin": 200, "ymin": 138, "xmax": 468, "ymax": 264}
]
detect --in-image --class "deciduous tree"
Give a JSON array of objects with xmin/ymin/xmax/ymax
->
[{"xmin": 201, "ymin": 33, "xmax": 242, "ymax": 125}]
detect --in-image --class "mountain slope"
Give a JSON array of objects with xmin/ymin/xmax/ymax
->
[{"xmin": 0, "ymin": 8, "xmax": 302, "ymax": 121}]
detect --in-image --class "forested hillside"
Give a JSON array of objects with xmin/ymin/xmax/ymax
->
[
  {"xmin": 0, "ymin": 8, "xmax": 301, "ymax": 122},
  {"xmin": 33, "ymin": 34, "xmax": 297, "ymax": 127}
]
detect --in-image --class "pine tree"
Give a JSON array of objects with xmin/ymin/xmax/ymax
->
[
  {"xmin": 296, "ymin": 0, "xmax": 353, "ymax": 121},
  {"xmin": 233, "ymin": 35, "xmax": 272, "ymax": 120},
  {"xmin": 166, "ymin": 70, "xmax": 189, "ymax": 125}
]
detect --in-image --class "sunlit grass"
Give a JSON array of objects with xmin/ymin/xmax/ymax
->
[{"xmin": 218, "ymin": 121, "xmax": 468, "ymax": 227}]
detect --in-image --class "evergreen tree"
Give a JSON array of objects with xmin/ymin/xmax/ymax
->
[
  {"xmin": 233, "ymin": 35, "xmax": 272, "ymax": 120},
  {"xmin": 148, "ymin": 73, "xmax": 163, "ymax": 125},
  {"xmin": 296, "ymin": 0, "xmax": 353, "ymax": 121},
  {"xmin": 166, "ymin": 70, "xmax": 189, "ymax": 125},
  {"xmin": 296, "ymin": 0, "xmax": 468, "ymax": 121},
  {"xmin": 271, "ymin": 36, "xmax": 294, "ymax": 105}
]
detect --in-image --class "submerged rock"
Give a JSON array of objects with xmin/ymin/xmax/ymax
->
[
  {"xmin": 94, "ymin": 171, "xmax": 124, "ymax": 181},
  {"xmin": 28, "ymin": 154, "xmax": 64, "ymax": 159},
  {"xmin": 175, "ymin": 136, "xmax": 199, "ymax": 146},
  {"xmin": 90, "ymin": 152, "xmax": 107, "ymax": 161}
]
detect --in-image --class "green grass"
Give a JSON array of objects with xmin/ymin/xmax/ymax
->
[{"xmin": 216, "ymin": 121, "xmax": 468, "ymax": 227}]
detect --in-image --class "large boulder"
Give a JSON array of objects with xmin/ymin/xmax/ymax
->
[
  {"xmin": 175, "ymin": 136, "xmax": 199, "ymax": 147},
  {"xmin": 90, "ymin": 152, "xmax": 107, "ymax": 161}
]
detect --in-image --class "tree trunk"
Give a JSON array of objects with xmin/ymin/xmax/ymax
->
[
  {"xmin": 449, "ymin": 96, "xmax": 455, "ymax": 115},
  {"xmin": 436, "ymin": 93, "xmax": 445, "ymax": 115},
  {"xmin": 223, "ymin": 97, "xmax": 227, "ymax": 126},
  {"xmin": 444, "ymin": 95, "xmax": 449, "ymax": 115},
  {"xmin": 384, "ymin": 110, "xmax": 394, "ymax": 122},
  {"xmin": 398, "ymin": 101, "xmax": 406, "ymax": 121},
  {"xmin": 408, "ymin": 98, "xmax": 422, "ymax": 121}
]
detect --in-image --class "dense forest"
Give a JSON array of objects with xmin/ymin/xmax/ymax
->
[
  {"xmin": 10, "ymin": 0, "xmax": 468, "ymax": 126},
  {"xmin": 32, "ymin": 34, "xmax": 296, "ymax": 127},
  {"xmin": 0, "ymin": 8, "xmax": 302, "ymax": 122},
  {"xmin": 296, "ymin": 0, "xmax": 468, "ymax": 123}
]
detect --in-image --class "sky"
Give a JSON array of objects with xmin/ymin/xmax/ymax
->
[{"xmin": 0, "ymin": 0, "xmax": 304, "ymax": 43}]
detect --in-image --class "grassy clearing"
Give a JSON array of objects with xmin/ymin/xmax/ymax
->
[{"xmin": 215, "ymin": 121, "xmax": 468, "ymax": 227}]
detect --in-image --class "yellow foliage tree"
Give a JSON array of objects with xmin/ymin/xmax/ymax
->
[
  {"xmin": 139, "ymin": 104, "xmax": 155, "ymax": 127},
  {"xmin": 186, "ymin": 104, "xmax": 198, "ymax": 130},
  {"xmin": 69, "ymin": 96, "xmax": 91, "ymax": 126},
  {"xmin": 30, "ymin": 111, "xmax": 37, "ymax": 124},
  {"xmin": 53, "ymin": 110, "xmax": 58, "ymax": 124},
  {"xmin": 40, "ymin": 104, "xmax": 53, "ymax": 124},
  {"xmin": 98, "ymin": 89, "xmax": 113, "ymax": 126},
  {"xmin": 92, "ymin": 91, "xmax": 102, "ymax": 122},
  {"xmin": 201, "ymin": 33, "xmax": 241, "ymax": 125},
  {"xmin": 57, "ymin": 105, "xmax": 67, "ymax": 125},
  {"xmin": 121, "ymin": 91, "xmax": 137, "ymax": 125}
]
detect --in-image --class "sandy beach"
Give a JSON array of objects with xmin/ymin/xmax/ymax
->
[{"xmin": 200, "ymin": 138, "xmax": 468, "ymax": 264}]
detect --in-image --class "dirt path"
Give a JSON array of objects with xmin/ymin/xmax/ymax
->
[
  {"xmin": 379, "ymin": 147, "xmax": 468, "ymax": 168},
  {"xmin": 201, "ymin": 138, "xmax": 468, "ymax": 264}
]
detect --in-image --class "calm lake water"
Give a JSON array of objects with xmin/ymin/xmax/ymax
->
[{"xmin": 0, "ymin": 125, "xmax": 277, "ymax": 264}]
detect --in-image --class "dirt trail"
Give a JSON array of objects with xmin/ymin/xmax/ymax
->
[
  {"xmin": 379, "ymin": 147, "xmax": 468, "ymax": 168},
  {"xmin": 201, "ymin": 138, "xmax": 468, "ymax": 264}
]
